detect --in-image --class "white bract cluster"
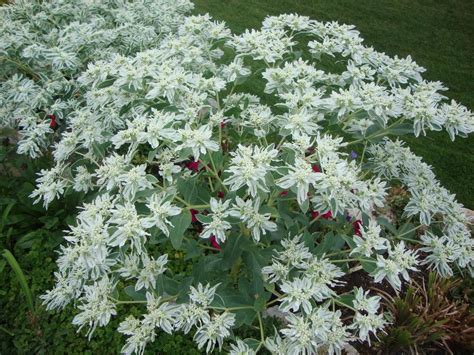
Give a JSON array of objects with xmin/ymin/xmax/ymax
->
[
  {"xmin": 0, "ymin": 0, "xmax": 193, "ymax": 157},
  {"xmin": 3, "ymin": 1, "xmax": 473, "ymax": 353}
]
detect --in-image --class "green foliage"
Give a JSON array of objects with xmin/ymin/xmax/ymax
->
[
  {"xmin": 1, "ymin": 0, "xmax": 474, "ymax": 352},
  {"xmin": 376, "ymin": 272, "xmax": 474, "ymax": 354},
  {"xmin": 2, "ymin": 249, "xmax": 34, "ymax": 313},
  {"xmin": 0, "ymin": 146, "xmax": 277, "ymax": 353}
]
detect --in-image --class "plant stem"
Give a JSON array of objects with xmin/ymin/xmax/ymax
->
[
  {"xmin": 396, "ymin": 224, "xmax": 423, "ymax": 240},
  {"xmin": 210, "ymin": 305, "xmax": 255, "ymax": 311},
  {"xmin": 0, "ymin": 325, "xmax": 14, "ymax": 336},
  {"xmin": 298, "ymin": 212, "xmax": 322, "ymax": 233},
  {"xmin": 256, "ymin": 312, "xmax": 265, "ymax": 352},
  {"xmin": 331, "ymin": 258, "xmax": 376, "ymax": 264},
  {"xmin": 333, "ymin": 298, "xmax": 357, "ymax": 312},
  {"xmin": 115, "ymin": 300, "xmax": 147, "ymax": 304},
  {"xmin": 0, "ymin": 56, "xmax": 40, "ymax": 81},
  {"xmin": 359, "ymin": 140, "xmax": 368, "ymax": 166},
  {"xmin": 394, "ymin": 235, "xmax": 419, "ymax": 244},
  {"xmin": 324, "ymin": 249, "xmax": 351, "ymax": 258},
  {"xmin": 186, "ymin": 204, "xmax": 210, "ymax": 210},
  {"xmin": 206, "ymin": 156, "xmax": 229, "ymax": 193},
  {"xmin": 173, "ymin": 194, "xmax": 191, "ymax": 207},
  {"xmin": 347, "ymin": 117, "xmax": 406, "ymax": 146},
  {"xmin": 276, "ymin": 135, "xmax": 287, "ymax": 150},
  {"xmin": 266, "ymin": 296, "xmax": 283, "ymax": 307}
]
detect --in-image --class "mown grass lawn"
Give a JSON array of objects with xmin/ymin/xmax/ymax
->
[{"xmin": 194, "ymin": 0, "xmax": 474, "ymax": 209}]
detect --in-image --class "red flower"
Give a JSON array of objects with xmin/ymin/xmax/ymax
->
[
  {"xmin": 217, "ymin": 191, "xmax": 225, "ymax": 198},
  {"xmin": 190, "ymin": 209, "xmax": 199, "ymax": 223},
  {"xmin": 210, "ymin": 235, "xmax": 221, "ymax": 251},
  {"xmin": 220, "ymin": 121, "xmax": 226, "ymax": 129},
  {"xmin": 186, "ymin": 160, "xmax": 200, "ymax": 172},
  {"xmin": 48, "ymin": 114, "xmax": 57, "ymax": 129},
  {"xmin": 279, "ymin": 190, "xmax": 289, "ymax": 197},
  {"xmin": 311, "ymin": 210, "xmax": 333, "ymax": 220},
  {"xmin": 352, "ymin": 220, "xmax": 362, "ymax": 236},
  {"xmin": 312, "ymin": 165, "xmax": 321, "ymax": 173}
]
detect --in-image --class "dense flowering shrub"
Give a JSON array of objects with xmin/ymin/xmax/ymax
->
[
  {"xmin": 0, "ymin": 0, "xmax": 193, "ymax": 157},
  {"xmin": 2, "ymin": 0, "xmax": 473, "ymax": 354}
]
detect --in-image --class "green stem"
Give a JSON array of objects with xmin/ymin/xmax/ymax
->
[
  {"xmin": 394, "ymin": 235, "xmax": 419, "ymax": 244},
  {"xmin": 115, "ymin": 300, "xmax": 147, "ymax": 304},
  {"xmin": 206, "ymin": 156, "xmax": 229, "ymax": 193},
  {"xmin": 341, "ymin": 110, "xmax": 361, "ymax": 130},
  {"xmin": 276, "ymin": 135, "xmax": 287, "ymax": 150},
  {"xmin": 0, "ymin": 56, "xmax": 40, "ymax": 81},
  {"xmin": 324, "ymin": 249, "xmax": 351, "ymax": 258},
  {"xmin": 396, "ymin": 225, "xmax": 423, "ymax": 239},
  {"xmin": 173, "ymin": 194, "xmax": 191, "ymax": 207},
  {"xmin": 266, "ymin": 190, "xmax": 278, "ymax": 207},
  {"xmin": 256, "ymin": 312, "xmax": 265, "ymax": 352},
  {"xmin": 348, "ymin": 117, "xmax": 407, "ymax": 146},
  {"xmin": 266, "ymin": 296, "xmax": 283, "ymax": 307},
  {"xmin": 210, "ymin": 305, "xmax": 255, "ymax": 311},
  {"xmin": 331, "ymin": 258, "xmax": 376, "ymax": 264},
  {"xmin": 359, "ymin": 140, "xmax": 368, "ymax": 166},
  {"xmin": 333, "ymin": 298, "xmax": 357, "ymax": 312},
  {"xmin": 208, "ymin": 176, "xmax": 215, "ymax": 193},
  {"xmin": 186, "ymin": 204, "xmax": 210, "ymax": 210},
  {"xmin": 0, "ymin": 325, "xmax": 14, "ymax": 336},
  {"xmin": 298, "ymin": 212, "xmax": 322, "ymax": 233}
]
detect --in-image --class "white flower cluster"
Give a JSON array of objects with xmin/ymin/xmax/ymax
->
[
  {"xmin": 261, "ymin": 236, "xmax": 386, "ymax": 354},
  {"xmin": 3, "ymin": 2, "xmax": 469, "ymax": 353},
  {"xmin": 369, "ymin": 139, "xmax": 474, "ymax": 277},
  {"xmin": 0, "ymin": 0, "xmax": 194, "ymax": 157},
  {"xmin": 117, "ymin": 283, "xmax": 236, "ymax": 354}
]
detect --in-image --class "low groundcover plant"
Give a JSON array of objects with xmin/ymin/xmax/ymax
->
[{"xmin": 2, "ymin": 0, "xmax": 473, "ymax": 354}]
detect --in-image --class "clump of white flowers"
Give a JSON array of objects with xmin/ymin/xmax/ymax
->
[
  {"xmin": 3, "ymin": 1, "xmax": 473, "ymax": 353},
  {"xmin": 0, "ymin": 0, "xmax": 194, "ymax": 157}
]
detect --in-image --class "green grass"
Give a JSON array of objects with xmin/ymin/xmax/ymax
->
[{"xmin": 193, "ymin": 0, "xmax": 474, "ymax": 208}]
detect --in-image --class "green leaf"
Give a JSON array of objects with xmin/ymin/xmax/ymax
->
[
  {"xmin": 145, "ymin": 174, "xmax": 158, "ymax": 184},
  {"xmin": 377, "ymin": 217, "xmax": 398, "ymax": 234},
  {"xmin": 168, "ymin": 210, "xmax": 192, "ymax": 249},
  {"xmin": 182, "ymin": 238, "xmax": 203, "ymax": 260},
  {"xmin": 386, "ymin": 122, "xmax": 414, "ymax": 136},
  {"xmin": 243, "ymin": 338, "xmax": 260, "ymax": 350},
  {"xmin": 338, "ymin": 293, "xmax": 355, "ymax": 309},
  {"xmin": 155, "ymin": 275, "xmax": 181, "ymax": 296},
  {"xmin": 176, "ymin": 177, "xmax": 211, "ymax": 205},
  {"xmin": 362, "ymin": 259, "xmax": 377, "ymax": 273},
  {"xmin": 299, "ymin": 199, "xmax": 309, "ymax": 214},
  {"xmin": 119, "ymin": 102, "xmax": 133, "ymax": 116},
  {"xmin": 241, "ymin": 247, "xmax": 268, "ymax": 298},
  {"xmin": 2, "ymin": 249, "xmax": 34, "ymax": 313},
  {"xmin": 397, "ymin": 222, "xmax": 416, "ymax": 238},
  {"xmin": 342, "ymin": 234, "xmax": 357, "ymax": 249},
  {"xmin": 253, "ymin": 295, "xmax": 267, "ymax": 312},
  {"xmin": 0, "ymin": 202, "xmax": 15, "ymax": 235},
  {"xmin": 208, "ymin": 150, "xmax": 224, "ymax": 170},
  {"xmin": 315, "ymin": 232, "xmax": 345, "ymax": 255},
  {"xmin": 96, "ymin": 78, "xmax": 115, "ymax": 89},
  {"xmin": 38, "ymin": 216, "xmax": 59, "ymax": 230},
  {"xmin": 277, "ymin": 200, "xmax": 294, "ymax": 228},
  {"xmin": 124, "ymin": 285, "xmax": 146, "ymax": 301},
  {"xmin": 15, "ymin": 230, "xmax": 42, "ymax": 249},
  {"xmin": 221, "ymin": 235, "xmax": 251, "ymax": 270},
  {"xmin": 234, "ymin": 75, "xmax": 248, "ymax": 86},
  {"xmin": 212, "ymin": 290, "xmax": 256, "ymax": 326},
  {"xmin": 195, "ymin": 214, "xmax": 212, "ymax": 224}
]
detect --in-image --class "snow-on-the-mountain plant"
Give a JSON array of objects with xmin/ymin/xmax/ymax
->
[{"xmin": 2, "ymin": 1, "xmax": 473, "ymax": 354}]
